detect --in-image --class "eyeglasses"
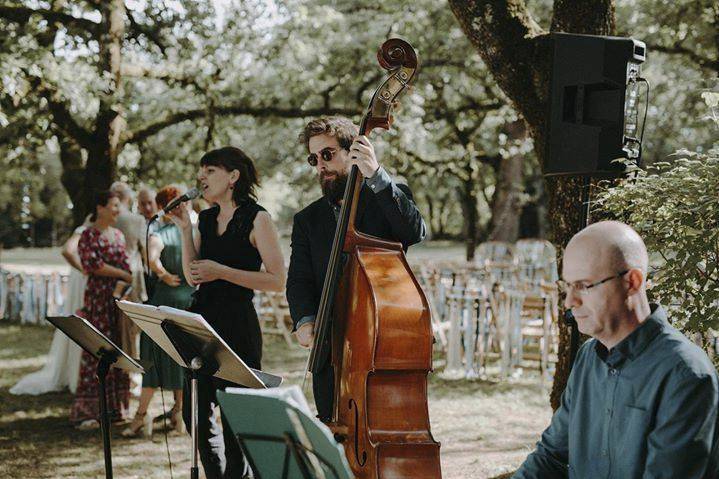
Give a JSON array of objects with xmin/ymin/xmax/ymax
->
[
  {"xmin": 307, "ymin": 147, "xmax": 338, "ymax": 166},
  {"xmin": 557, "ymin": 270, "xmax": 629, "ymax": 296}
]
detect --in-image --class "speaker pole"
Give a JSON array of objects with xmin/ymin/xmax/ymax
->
[{"xmin": 565, "ymin": 175, "xmax": 592, "ymax": 372}]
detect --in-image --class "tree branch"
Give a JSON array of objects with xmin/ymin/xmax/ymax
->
[
  {"xmin": 448, "ymin": 0, "xmax": 547, "ymax": 129},
  {"xmin": 397, "ymin": 147, "xmax": 458, "ymax": 173},
  {"xmin": 125, "ymin": 8, "xmax": 167, "ymax": 55},
  {"xmin": 124, "ymin": 104, "xmax": 361, "ymax": 145},
  {"xmin": 551, "ymin": 0, "xmax": 615, "ymax": 35},
  {"xmin": 645, "ymin": 42, "xmax": 717, "ymax": 73},
  {"xmin": 26, "ymin": 75, "xmax": 93, "ymax": 149},
  {"xmin": 456, "ymin": 99, "xmax": 505, "ymax": 114},
  {"xmin": 0, "ymin": 5, "xmax": 99, "ymax": 36},
  {"xmin": 321, "ymin": 81, "xmax": 344, "ymax": 110},
  {"xmin": 355, "ymin": 72, "xmax": 382, "ymax": 106},
  {"xmin": 423, "ymin": 59, "xmax": 471, "ymax": 69},
  {"xmin": 120, "ymin": 63, "xmax": 202, "ymax": 90}
]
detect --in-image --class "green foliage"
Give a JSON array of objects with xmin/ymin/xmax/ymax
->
[
  {"xmin": 597, "ymin": 98, "xmax": 719, "ymax": 339},
  {"xmin": 0, "ymin": 0, "xmax": 716, "ymax": 248},
  {"xmin": 1, "ymin": 0, "xmax": 525, "ymax": 247}
]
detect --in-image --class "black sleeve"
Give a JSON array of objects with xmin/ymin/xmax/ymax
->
[
  {"xmin": 197, "ymin": 207, "xmax": 213, "ymax": 239},
  {"xmin": 373, "ymin": 183, "xmax": 426, "ymax": 249},
  {"xmin": 286, "ymin": 213, "xmax": 319, "ymax": 330}
]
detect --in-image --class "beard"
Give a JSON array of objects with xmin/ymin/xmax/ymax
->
[{"xmin": 320, "ymin": 171, "xmax": 348, "ymax": 204}]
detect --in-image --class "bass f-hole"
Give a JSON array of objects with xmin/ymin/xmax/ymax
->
[{"xmin": 349, "ymin": 398, "xmax": 367, "ymax": 467}]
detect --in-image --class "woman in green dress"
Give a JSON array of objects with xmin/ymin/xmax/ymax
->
[{"xmin": 123, "ymin": 185, "xmax": 196, "ymax": 437}]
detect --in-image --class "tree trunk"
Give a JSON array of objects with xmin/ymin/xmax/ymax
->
[
  {"xmin": 544, "ymin": 175, "xmax": 588, "ymax": 409},
  {"xmin": 459, "ymin": 170, "xmax": 479, "ymax": 261},
  {"xmin": 437, "ymin": 204, "xmax": 448, "ymax": 239},
  {"xmin": 449, "ymin": 0, "xmax": 616, "ymax": 410},
  {"xmin": 489, "ymin": 120, "xmax": 526, "ymax": 242},
  {"xmin": 78, "ymin": 0, "xmax": 126, "ymax": 220},
  {"xmin": 58, "ymin": 137, "xmax": 86, "ymax": 226},
  {"xmin": 425, "ymin": 193, "xmax": 437, "ymax": 238},
  {"xmin": 488, "ymin": 153, "xmax": 522, "ymax": 242},
  {"xmin": 519, "ymin": 173, "xmax": 546, "ymax": 239}
]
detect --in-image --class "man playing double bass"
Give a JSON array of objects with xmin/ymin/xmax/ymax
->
[{"xmin": 286, "ymin": 115, "xmax": 427, "ymax": 422}]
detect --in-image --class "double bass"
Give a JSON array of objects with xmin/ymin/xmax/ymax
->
[{"xmin": 306, "ymin": 38, "xmax": 442, "ymax": 479}]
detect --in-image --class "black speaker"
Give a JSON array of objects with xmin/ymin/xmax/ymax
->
[{"xmin": 544, "ymin": 33, "xmax": 646, "ymax": 176}]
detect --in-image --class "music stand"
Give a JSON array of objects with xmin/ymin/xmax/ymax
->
[
  {"xmin": 46, "ymin": 315, "xmax": 145, "ymax": 479},
  {"xmin": 217, "ymin": 387, "xmax": 352, "ymax": 479},
  {"xmin": 116, "ymin": 300, "xmax": 282, "ymax": 479}
]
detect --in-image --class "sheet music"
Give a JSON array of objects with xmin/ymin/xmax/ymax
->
[
  {"xmin": 225, "ymin": 385, "xmax": 312, "ymax": 415},
  {"xmin": 46, "ymin": 315, "xmax": 144, "ymax": 374},
  {"xmin": 117, "ymin": 300, "xmax": 280, "ymax": 389}
]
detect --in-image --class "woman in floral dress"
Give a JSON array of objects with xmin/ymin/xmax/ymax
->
[{"xmin": 70, "ymin": 191, "xmax": 133, "ymax": 429}]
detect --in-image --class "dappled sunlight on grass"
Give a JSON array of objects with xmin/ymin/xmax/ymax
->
[{"xmin": 0, "ymin": 322, "xmax": 552, "ymax": 478}]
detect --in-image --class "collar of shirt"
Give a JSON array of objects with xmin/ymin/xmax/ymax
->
[
  {"xmin": 594, "ymin": 303, "xmax": 667, "ymax": 367},
  {"xmin": 326, "ymin": 198, "xmax": 340, "ymax": 212}
]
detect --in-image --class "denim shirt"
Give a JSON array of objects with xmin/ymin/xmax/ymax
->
[{"xmin": 514, "ymin": 304, "xmax": 719, "ymax": 479}]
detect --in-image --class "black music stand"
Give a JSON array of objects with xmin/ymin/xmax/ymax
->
[
  {"xmin": 116, "ymin": 301, "xmax": 282, "ymax": 479},
  {"xmin": 46, "ymin": 315, "xmax": 145, "ymax": 479}
]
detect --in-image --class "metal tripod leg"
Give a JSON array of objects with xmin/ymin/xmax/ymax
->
[{"xmin": 190, "ymin": 357, "xmax": 203, "ymax": 479}]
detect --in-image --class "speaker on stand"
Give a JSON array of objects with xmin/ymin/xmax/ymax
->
[{"xmin": 544, "ymin": 33, "xmax": 649, "ymax": 370}]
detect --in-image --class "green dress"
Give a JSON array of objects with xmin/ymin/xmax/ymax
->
[{"xmin": 140, "ymin": 222, "xmax": 195, "ymax": 389}]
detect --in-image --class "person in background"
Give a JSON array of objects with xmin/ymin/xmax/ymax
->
[
  {"xmin": 122, "ymin": 184, "xmax": 195, "ymax": 438},
  {"xmin": 9, "ymin": 215, "xmax": 92, "ymax": 396},
  {"xmin": 109, "ymin": 182, "xmax": 147, "ymax": 364},
  {"xmin": 70, "ymin": 191, "xmax": 131, "ymax": 429},
  {"xmin": 137, "ymin": 185, "xmax": 158, "ymax": 223},
  {"xmin": 137, "ymin": 184, "xmax": 160, "ymax": 303}
]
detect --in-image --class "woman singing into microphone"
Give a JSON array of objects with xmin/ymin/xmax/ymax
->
[{"xmin": 171, "ymin": 147, "xmax": 286, "ymax": 479}]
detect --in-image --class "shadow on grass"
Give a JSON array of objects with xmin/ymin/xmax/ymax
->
[
  {"xmin": 429, "ymin": 372, "xmax": 549, "ymax": 400},
  {"xmin": 1, "ymin": 321, "xmax": 549, "ymax": 478}
]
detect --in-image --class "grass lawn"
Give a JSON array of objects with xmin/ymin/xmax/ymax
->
[
  {"xmin": 1, "ymin": 243, "xmax": 552, "ymax": 477},
  {"xmin": 0, "ymin": 322, "xmax": 552, "ymax": 478},
  {"xmin": 0, "ymin": 240, "xmax": 469, "ymax": 273}
]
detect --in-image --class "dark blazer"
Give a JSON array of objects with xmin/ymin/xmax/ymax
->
[{"xmin": 286, "ymin": 181, "xmax": 425, "ymax": 329}]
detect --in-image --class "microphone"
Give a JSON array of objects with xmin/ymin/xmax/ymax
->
[{"xmin": 150, "ymin": 187, "xmax": 200, "ymax": 221}]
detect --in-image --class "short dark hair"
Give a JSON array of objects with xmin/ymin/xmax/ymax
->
[
  {"xmin": 200, "ymin": 146, "xmax": 259, "ymax": 204},
  {"xmin": 89, "ymin": 190, "xmax": 119, "ymax": 221},
  {"xmin": 298, "ymin": 116, "xmax": 358, "ymax": 152}
]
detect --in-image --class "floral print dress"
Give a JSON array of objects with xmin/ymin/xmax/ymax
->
[{"xmin": 70, "ymin": 227, "xmax": 131, "ymax": 423}]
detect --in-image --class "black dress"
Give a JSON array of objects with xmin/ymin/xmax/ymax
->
[
  {"xmin": 181, "ymin": 199, "xmax": 265, "ymax": 479},
  {"xmin": 191, "ymin": 200, "xmax": 264, "ymax": 369}
]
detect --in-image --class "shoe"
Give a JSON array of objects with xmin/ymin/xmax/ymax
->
[
  {"xmin": 153, "ymin": 410, "xmax": 172, "ymax": 423},
  {"xmin": 76, "ymin": 419, "xmax": 100, "ymax": 431},
  {"xmin": 121, "ymin": 412, "xmax": 152, "ymax": 438},
  {"xmin": 170, "ymin": 405, "xmax": 185, "ymax": 434}
]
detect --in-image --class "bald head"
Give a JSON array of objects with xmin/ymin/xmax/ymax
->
[
  {"xmin": 563, "ymin": 221, "xmax": 652, "ymax": 347},
  {"xmin": 567, "ymin": 221, "xmax": 648, "ymax": 276},
  {"xmin": 137, "ymin": 185, "xmax": 158, "ymax": 220},
  {"xmin": 138, "ymin": 185, "xmax": 156, "ymax": 198},
  {"xmin": 110, "ymin": 181, "xmax": 134, "ymax": 206}
]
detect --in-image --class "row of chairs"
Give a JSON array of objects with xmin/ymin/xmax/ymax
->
[
  {"xmin": 418, "ymin": 239, "xmax": 560, "ymax": 380},
  {"xmin": 3, "ymin": 238, "xmax": 562, "ymax": 381},
  {"xmin": 0, "ymin": 271, "xmax": 69, "ymax": 324}
]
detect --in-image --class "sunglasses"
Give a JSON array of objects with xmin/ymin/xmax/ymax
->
[{"xmin": 307, "ymin": 147, "xmax": 339, "ymax": 166}]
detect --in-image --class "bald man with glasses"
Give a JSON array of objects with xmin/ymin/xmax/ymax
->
[{"xmin": 514, "ymin": 221, "xmax": 719, "ymax": 479}]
